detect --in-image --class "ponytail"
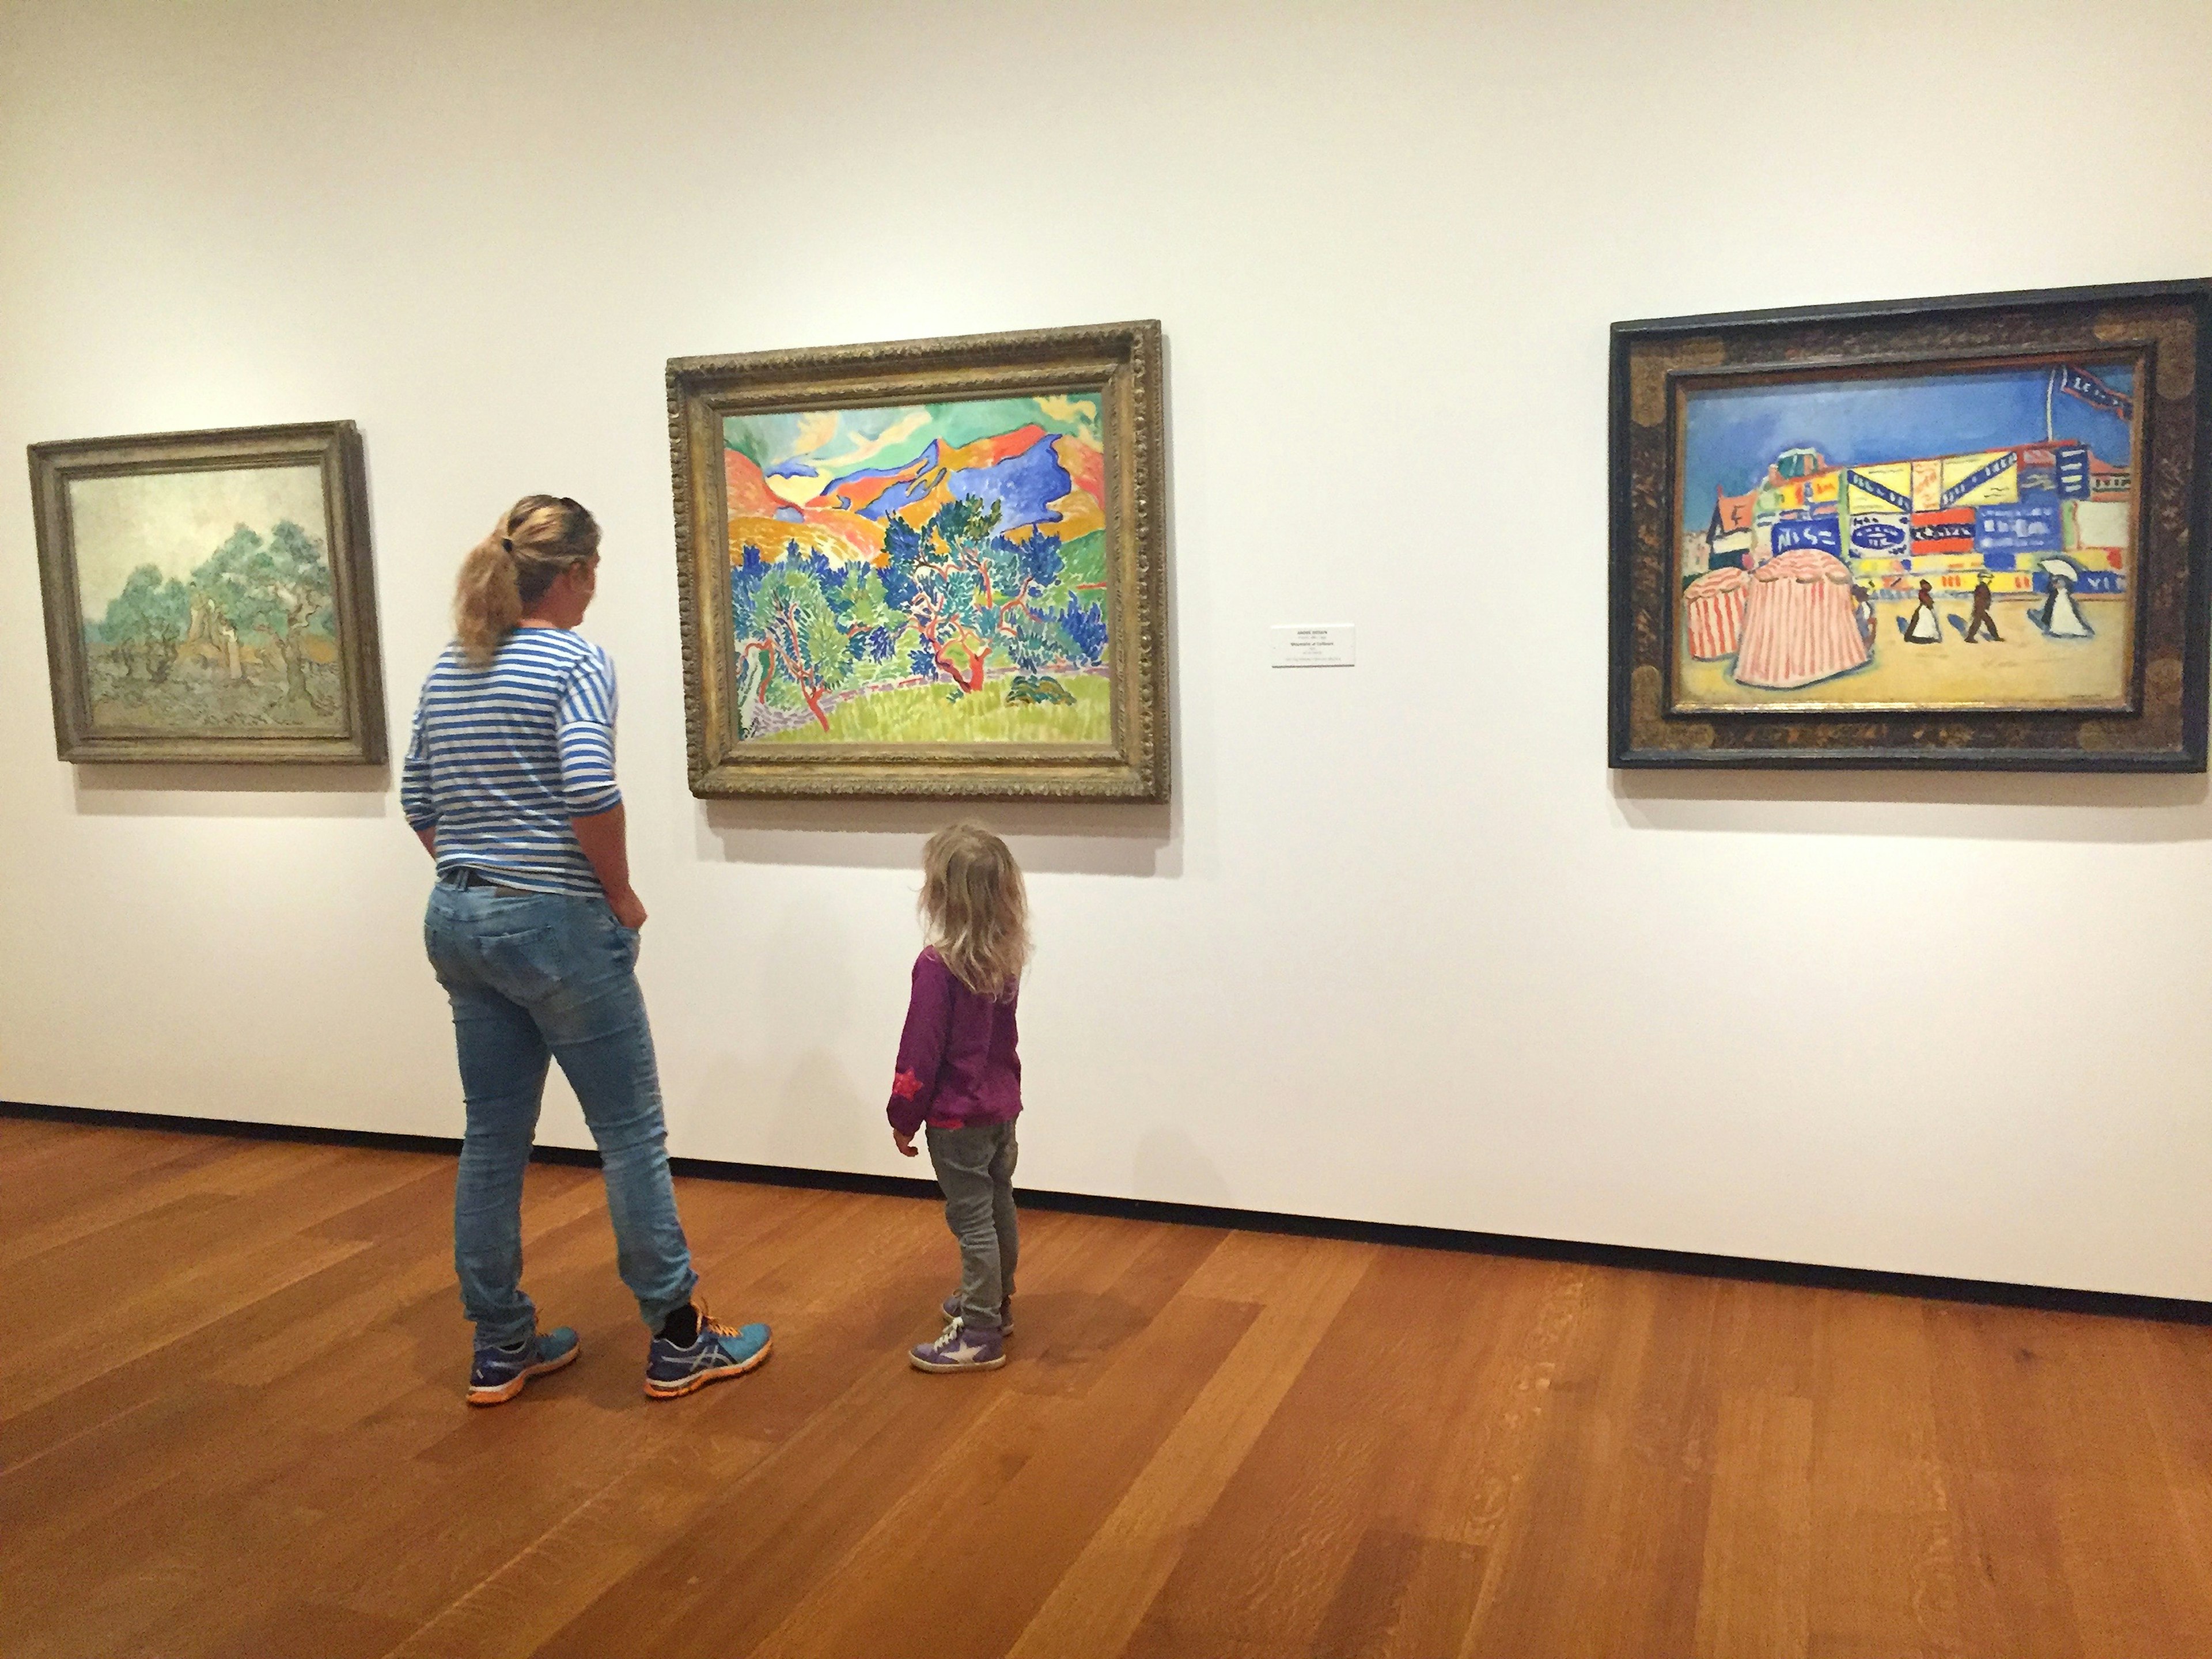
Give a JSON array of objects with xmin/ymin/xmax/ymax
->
[
  {"xmin": 452, "ymin": 495, "xmax": 601, "ymax": 662},
  {"xmin": 454, "ymin": 533, "xmax": 523, "ymax": 661}
]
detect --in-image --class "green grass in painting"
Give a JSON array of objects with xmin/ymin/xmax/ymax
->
[
  {"xmin": 762, "ymin": 675, "xmax": 1110, "ymax": 744},
  {"xmin": 1058, "ymin": 530, "xmax": 1106, "ymax": 590}
]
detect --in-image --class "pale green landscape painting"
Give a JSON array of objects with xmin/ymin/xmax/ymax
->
[{"xmin": 72, "ymin": 464, "xmax": 343, "ymax": 733}]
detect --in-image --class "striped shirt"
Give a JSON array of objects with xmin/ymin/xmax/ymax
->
[{"xmin": 400, "ymin": 627, "xmax": 622, "ymax": 897}]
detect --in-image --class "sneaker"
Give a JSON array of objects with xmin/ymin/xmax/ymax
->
[
  {"xmin": 910, "ymin": 1316, "xmax": 1005, "ymax": 1373},
  {"xmin": 467, "ymin": 1325, "xmax": 580, "ymax": 1406},
  {"xmin": 643, "ymin": 1301, "xmax": 772, "ymax": 1399},
  {"xmin": 941, "ymin": 1291, "xmax": 1012, "ymax": 1336}
]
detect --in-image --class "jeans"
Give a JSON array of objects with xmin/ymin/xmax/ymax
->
[
  {"xmin": 424, "ymin": 878, "xmax": 697, "ymax": 1345},
  {"xmin": 926, "ymin": 1120, "xmax": 1019, "ymax": 1330}
]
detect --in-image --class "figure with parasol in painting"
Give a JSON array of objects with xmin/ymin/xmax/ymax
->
[{"xmin": 2032, "ymin": 559, "xmax": 2094, "ymax": 638}]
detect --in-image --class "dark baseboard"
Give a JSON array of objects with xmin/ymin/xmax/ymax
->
[{"xmin": 8, "ymin": 1098, "xmax": 2205, "ymax": 1327}]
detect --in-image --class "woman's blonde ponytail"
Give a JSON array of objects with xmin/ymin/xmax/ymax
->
[
  {"xmin": 451, "ymin": 495, "xmax": 601, "ymax": 662},
  {"xmin": 454, "ymin": 531, "xmax": 524, "ymax": 661}
]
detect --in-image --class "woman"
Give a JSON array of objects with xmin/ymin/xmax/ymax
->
[
  {"xmin": 403, "ymin": 495, "xmax": 770, "ymax": 1404},
  {"xmin": 2035, "ymin": 566, "xmax": 2094, "ymax": 638},
  {"xmin": 1899, "ymin": 578, "xmax": 1943, "ymax": 644}
]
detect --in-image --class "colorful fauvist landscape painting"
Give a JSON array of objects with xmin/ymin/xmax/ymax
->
[
  {"xmin": 72, "ymin": 465, "xmax": 344, "ymax": 733},
  {"xmin": 722, "ymin": 395, "xmax": 1109, "ymax": 744},
  {"xmin": 1676, "ymin": 357, "xmax": 2140, "ymax": 710}
]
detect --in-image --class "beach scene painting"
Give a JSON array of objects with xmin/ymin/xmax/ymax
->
[
  {"xmin": 1673, "ymin": 355, "xmax": 2141, "ymax": 712},
  {"xmin": 67, "ymin": 464, "xmax": 346, "ymax": 735},
  {"xmin": 722, "ymin": 395, "xmax": 1111, "ymax": 745}
]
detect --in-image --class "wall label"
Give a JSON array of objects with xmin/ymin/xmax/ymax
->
[{"xmin": 1270, "ymin": 624, "xmax": 1356, "ymax": 668}]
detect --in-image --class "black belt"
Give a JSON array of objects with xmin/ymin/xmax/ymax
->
[{"xmin": 446, "ymin": 868, "xmax": 529, "ymax": 896}]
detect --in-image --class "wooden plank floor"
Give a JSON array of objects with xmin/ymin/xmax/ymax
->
[{"xmin": 2, "ymin": 1119, "xmax": 2207, "ymax": 1658}]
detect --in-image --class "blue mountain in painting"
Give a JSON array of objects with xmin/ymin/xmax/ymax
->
[
  {"xmin": 819, "ymin": 425, "xmax": 1071, "ymax": 533},
  {"xmin": 946, "ymin": 430, "xmax": 1071, "ymax": 530}
]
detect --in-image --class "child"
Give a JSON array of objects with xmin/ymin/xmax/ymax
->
[{"xmin": 888, "ymin": 823, "xmax": 1028, "ymax": 1373}]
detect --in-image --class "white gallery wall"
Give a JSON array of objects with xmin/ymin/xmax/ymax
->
[{"xmin": 3, "ymin": 0, "xmax": 2209, "ymax": 1300}]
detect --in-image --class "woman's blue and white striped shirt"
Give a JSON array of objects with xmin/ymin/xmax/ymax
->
[{"xmin": 400, "ymin": 627, "xmax": 623, "ymax": 897}]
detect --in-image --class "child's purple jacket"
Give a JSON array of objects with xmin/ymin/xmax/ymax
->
[{"xmin": 885, "ymin": 947, "xmax": 1022, "ymax": 1138}]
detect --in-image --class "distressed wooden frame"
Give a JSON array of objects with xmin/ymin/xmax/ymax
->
[
  {"xmin": 1609, "ymin": 281, "xmax": 2212, "ymax": 770},
  {"xmin": 30, "ymin": 420, "xmax": 387, "ymax": 765},
  {"xmin": 668, "ymin": 321, "xmax": 1169, "ymax": 800}
]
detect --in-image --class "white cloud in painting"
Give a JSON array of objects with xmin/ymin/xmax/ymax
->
[
  {"xmin": 69, "ymin": 465, "xmax": 328, "ymax": 619},
  {"xmin": 791, "ymin": 410, "xmax": 839, "ymax": 456},
  {"xmin": 1033, "ymin": 394, "xmax": 1100, "ymax": 442},
  {"xmin": 1033, "ymin": 393, "xmax": 1098, "ymax": 425},
  {"xmin": 816, "ymin": 408, "xmax": 931, "ymax": 471}
]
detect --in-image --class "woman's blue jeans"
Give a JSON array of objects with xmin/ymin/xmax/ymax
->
[{"xmin": 425, "ymin": 880, "xmax": 698, "ymax": 1345}]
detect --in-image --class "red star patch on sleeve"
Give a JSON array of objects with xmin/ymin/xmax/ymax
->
[{"xmin": 891, "ymin": 1069, "xmax": 922, "ymax": 1100}]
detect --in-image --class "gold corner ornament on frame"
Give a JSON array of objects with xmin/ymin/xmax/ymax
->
[
  {"xmin": 668, "ymin": 320, "xmax": 1169, "ymax": 801},
  {"xmin": 29, "ymin": 420, "xmax": 388, "ymax": 765}
]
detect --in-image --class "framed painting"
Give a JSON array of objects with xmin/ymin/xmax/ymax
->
[
  {"xmin": 668, "ymin": 321, "xmax": 1168, "ymax": 799},
  {"xmin": 1609, "ymin": 280, "xmax": 2212, "ymax": 770},
  {"xmin": 30, "ymin": 421, "xmax": 386, "ymax": 764}
]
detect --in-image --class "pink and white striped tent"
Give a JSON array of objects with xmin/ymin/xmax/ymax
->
[
  {"xmin": 1732, "ymin": 548, "xmax": 1869, "ymax": 690},
  {"xmin": 1682, "ymin": 565, "xmax": 1751, "ymax": 660}
]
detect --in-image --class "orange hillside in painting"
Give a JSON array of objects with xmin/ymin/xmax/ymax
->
[
  {"xmin": 726, "ymin": 450, "xmax": 881, "ymax": 565},
  {"xmin": 1049, "ymin": 434, "xmax": 1105, "ymax": 541}
]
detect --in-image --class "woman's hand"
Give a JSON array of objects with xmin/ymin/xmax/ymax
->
[{"xmin": 608, "ymin": 885, "xmax": 648, "ymax": 931}]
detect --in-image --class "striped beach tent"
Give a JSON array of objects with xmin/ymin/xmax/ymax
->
[
  {"xmin": 1732, "ymin": 548, "xmax": 1869, "ymax": 690},
  {"xmin": 1683, "ymin": 566, "xmax": 1751, "ymax": 660}
]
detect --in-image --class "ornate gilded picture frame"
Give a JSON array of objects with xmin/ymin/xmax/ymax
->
[
  {"xmin": 668, "ymin": 321, "xmax": 1169, "ymax": 800},
  {"xmin": 30, "ymin": 421, "xmax": 387, "ymax": 764},
  {"xmin": 1610, "ymin": 281, "xmax": 2212, "ymax": 770}
]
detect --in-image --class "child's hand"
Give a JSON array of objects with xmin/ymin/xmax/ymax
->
[{"xmin": 892, "ymin": 1128, "xmax": 917, "ymax": 1158}]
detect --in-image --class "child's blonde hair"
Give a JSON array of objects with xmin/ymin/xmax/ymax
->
[
  {"xmin": 920, "ymin": 823, "xmax": 1029, "ymax": 998},
  {"xmin": 453, "ymin": 495, "xmax": 601, "ymax": 662}
]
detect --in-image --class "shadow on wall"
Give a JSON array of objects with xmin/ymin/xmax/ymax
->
[
  {"xmin": 694, "ymin": 797, "xmax": 1178, "ymax": 878},
  {"xmin": 1132, "ymin": 1124, "xmax": 1231, "ymax": 1207},
  {"xmin": 1611, "ymin": 767, "xmax": 2212, "ymax": 846},
  {"xmin": 70, "ymin": 763, "xmax": 392, "ymax": 819},
  {"xmin": 766, "ymin": 1048, "xmax": 878, "ymax": 1172},
  {"xmin": 666, "ymin": 899, "xmax": 880, "ymax": 1168}
]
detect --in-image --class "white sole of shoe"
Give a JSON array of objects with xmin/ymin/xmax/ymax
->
[{"xmin": 910, "ymin": 1351, "xmax": 1008, "ymax": 1373}]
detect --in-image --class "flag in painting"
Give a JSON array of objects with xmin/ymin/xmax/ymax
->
[{"xmin": 2054, "ymin": 364, "xmax": 2134, "ymax": 421}]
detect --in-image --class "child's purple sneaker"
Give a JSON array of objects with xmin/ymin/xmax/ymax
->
[
  {"xmin": 941, "ymin": 1291, "xmax": 1012, "ymax": 1335},
  {"xmin": 467, "ymin": 1325, "xmax": 579, "ymax": 1406},
  {"xmin": 910, "ymin": 1316, "xmax": 1005, "ymax": 1373}
]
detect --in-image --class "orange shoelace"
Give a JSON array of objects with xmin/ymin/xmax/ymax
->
[{"xmin": 693, "ymin": 1299, "xmax": 744, "ymax": 1340}]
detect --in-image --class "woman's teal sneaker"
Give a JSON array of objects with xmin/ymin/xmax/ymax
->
[
  {"xmin": 644, "ymin": 1301, "xmax": 772, "ymax": 1399},
  {"xmin": 467, "ymin": 1325, "xmax": 580, "ymax": 1405}
]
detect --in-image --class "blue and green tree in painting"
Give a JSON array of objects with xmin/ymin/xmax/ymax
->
[
  {"xmin": 881, "ymin": 499, "xmax": 1086, "ymax": 696},
  {"xmin": 99, "ymin": 565, "xmax": 191, "ymax": 681},
  {"xmin": 192, "ymin": 521, "xmax": 336, "ymax": 709},
  {"xmin": 730, "ymin": 510, "xmax": 1105, "ymax": 730},
  {"xmin": 90, "ymin": 518, "xmax": 337, "ymax": 713}
]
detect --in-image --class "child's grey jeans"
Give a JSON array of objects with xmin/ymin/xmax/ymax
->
[{"xmin": 926, "ymin": 1120, "xmax": 1019, "ymax": 1331}]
